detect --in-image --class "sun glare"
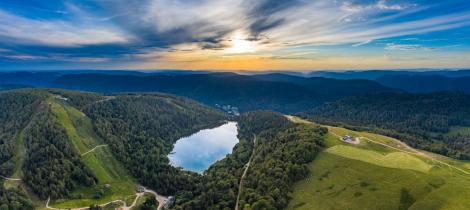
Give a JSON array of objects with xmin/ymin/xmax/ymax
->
[{"xmin": 226, "ymin": 32, "xmax": 256, "ymax": 54}]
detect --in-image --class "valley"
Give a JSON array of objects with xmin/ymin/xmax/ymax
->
[
  {"xmin": 1, "ymin": 88, "xmax": 470, "ymax": 210},
  {"xmin": 2, "ymin": 0, "xmax": 470, "ymax": 208}
]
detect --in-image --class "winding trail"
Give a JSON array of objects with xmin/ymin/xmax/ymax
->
[
  {"xmin": 358, "ymin": 136, "xmax": 470, "ymax": 176},
  {"xmin": 144, "ymin": 189, "xmax": 168, "ymax": 210},
  {"xmin": 0, "ymin": 175, "xmax": 21, "ymax": 181},
  {"xmin": 285, "ymin": 115, "xmax": 470, "ymax": 177},
  {"xmin": 235, "ymin": 135, "xmax": 257, "ymax": 210},
  {"xmin": 324, "ymin": 120, "xmax": 470, "ymax": 176},
  {"xmin": 46, "ymin": 197, "xmax": 125, "ymax": 210},
  {"xmin": 81, "ymin": 145, "xmax": 107, "ymax": 156},
  {"xmin": 45, "ymin": 187, "xmax": 168, "ymax": 210}
]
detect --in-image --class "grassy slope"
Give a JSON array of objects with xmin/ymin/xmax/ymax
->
[
  {"xmin": 287, "ymin": 117, "xmax": 470, "ymax": 210},
  {"xmin": 49, "ymin": 98, "xmax": 136, "ymax": 208},
  {"xmin": 446, "ymin": 126, "xmax": 470, "ymax": 137}
]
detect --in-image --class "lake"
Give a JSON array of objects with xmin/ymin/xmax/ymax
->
[{"xmin": 168, "ymin": 122, "xmax": 239, "ymax": 173}]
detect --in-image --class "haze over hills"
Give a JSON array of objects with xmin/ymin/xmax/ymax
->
[{"xmin": 0, "ymin": 71, "xmax": 396, "ymax": 113}]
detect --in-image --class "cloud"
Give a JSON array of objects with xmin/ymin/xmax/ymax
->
[
  {"xmin": 377, "ymin": 0, "xmax": 407, "ymax": 10},
  {"xmin": 0, "ymin": 0, "xmax": 469, "ymax": 68},
  {"xmin": 0, "ymin": 9, "xmax": 128, "ymax": 47},
  {"xmin": 385, "ymin": 43, "xmax": 435, "ymax": 51}
]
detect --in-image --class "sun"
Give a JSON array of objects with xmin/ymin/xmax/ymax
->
[{"xmin": 226, "ymin": 32, "xmax": 256, "ymax": 54}]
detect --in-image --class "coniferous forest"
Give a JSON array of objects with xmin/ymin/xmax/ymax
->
[
  {"xmin": 2, "ymin": 86, "xmax": 470, "ymax": 210},
  {"xmin": 303, "ymin": 92, "xmax": 470, "ymax": 159}
]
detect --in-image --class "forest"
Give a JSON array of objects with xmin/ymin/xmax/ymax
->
[
  {"xmin": 0, "ymin": 182, "xmax": 34, "ymax": 210},
  {"xmin": 83, "ymin": 93, "xmax": 227, "ymax": 195},
  {"xmin": 0, "ymin": 89, "xmax": 336, "ymax": 209},
  {"xmin": 22, "ymin": 105, "xmax": 97, "ymax": 199},
  {"xmin": 303, "ymin": 92, "xmax": 470, "ymax": 159},
  {"xmin": 0, "ymin": 89, "xmax": 44, "ymax": 176},
  {"xmin": 172, "ymin": 111, "xmax": 326, "ymax": 210}
]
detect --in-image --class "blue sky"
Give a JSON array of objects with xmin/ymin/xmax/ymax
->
[{"xmin": 0, "ymin": 0, "xmax": 469, "ymax": 71}]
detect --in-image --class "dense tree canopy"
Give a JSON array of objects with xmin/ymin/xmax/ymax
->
[
  {"xmin": 0, "ymin": 90, "xmax": 45, "ymax": 176},
  {"xmin": 172, "ymin": 111, "xmax": 326, "ymax": 210},
  {"xmin": 303, "ymin": 92, "xmax": 470, "ymax": 159},
  {"xmin": 83, "ymin": 94, "xmax": 227, "ymax": 195},
  {"xmin": 0, "ymin": 183, "xmax": 34, "ymax": 210},
  {"xmin": 23, "ymin": 105, "xmax": 96, "ymax": 199}
]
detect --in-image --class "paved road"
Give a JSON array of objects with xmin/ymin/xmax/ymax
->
[
  {"xmin": 235, "ymin": 135, "xmax": 257, "ymax": 210},
  {"xmin": 81, "ymin": 145, "xmax": 108, "ymax": 156}
]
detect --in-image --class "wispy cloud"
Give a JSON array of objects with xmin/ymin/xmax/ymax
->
[
  {"xmin": 0, "ymin": 0, "xmax": 469, "ymax": 70},
  {"xmin": 385, "ymin": 43, "xmax": 435, "ymax": 51},
  {"xmin": 0, "ymin": 9, "xmax": 128, "ymax": 47}
]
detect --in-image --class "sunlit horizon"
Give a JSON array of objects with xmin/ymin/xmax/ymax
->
[{"xmin": 0, "ymin": 0, "xmax": 469, "ymax": 71}]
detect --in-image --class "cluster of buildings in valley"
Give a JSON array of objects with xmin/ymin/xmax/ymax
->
[{"xmin": 215, "ymin": 104, "xmax": 240, "ymax": 116}]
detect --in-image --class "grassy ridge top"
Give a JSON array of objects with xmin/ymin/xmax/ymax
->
[
  {"xmin": 48, "ymin": 98, "xmax": 136, "ymax": 208},
  {"xmin": 287, "ymin": 117, "xmax": 470, "ymax": 210}
]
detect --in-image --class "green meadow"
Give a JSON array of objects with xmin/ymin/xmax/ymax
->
[
  {"xmin": 49, "ymin": 98, "xmax": 136, "ymax": 208},
  {"xmin": 288, "ymin": 122, "xmax": 470, "ymax": 210}
]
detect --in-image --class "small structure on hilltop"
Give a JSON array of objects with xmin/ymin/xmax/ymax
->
[
  {"xmin": 342, "ymin": 135, "xmax": 353, "ymax": 142},
  {"xmin": 53, "ymin": 95, "xmax": 69, "ymax": 101},
  {"xmin": 137, "ymin": 185, "xmax": 145, "ymax": 193}
]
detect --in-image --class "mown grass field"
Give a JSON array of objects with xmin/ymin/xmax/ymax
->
[
  {"xmin": 287, "ymin": 118, "xmax": 470, "ymax": 210},
  {"xmin": 49, "ymin": 98, "xmax": 137, "ymax": 208}
]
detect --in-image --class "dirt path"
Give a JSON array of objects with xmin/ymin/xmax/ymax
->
[
  {"xmin": 285, "ymin": 115, "xmax": 470, "ymax": 177},
  {"xmin": 235, "ymin": 135, "xmax": 257, "ymax": 210},
  {"xmin": 327, "ymin": 124, "xmax": 470, "ymax": 177},
  {"xmin": 45, "ymin": 187, "xmax": 167, "ymax": 210},
  {"xmin": 46, "ymin": 197, "xmax": 126, "ymax": 210},
  {"xmin": 81, "ymin": 145, "xmax": 107, "ymax": 156},
  {"xmin": 358, "ymin": 136, "xmax": 470, "ymax": 176},
  {"xmin": 144, "ymin": 189, "xmax": 168, "ymax": 210},
  {"xmin": 0, "ymin": 175, "xmax": 21, "ymax": 181}
]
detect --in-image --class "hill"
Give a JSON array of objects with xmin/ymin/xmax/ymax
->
[
  {"xmin": 172, "ymin": 111, "xmax": 327, "ymax": 210},
  {"xmin": 287, "ymin": 117, "xmax": 470, "ymax": 210},
  {"xmin": 52, "ymin": 73, "xmax": 393, "ymax": 113},
  {"xmin": 306, "ymin": 69, "xmax": 470, "ymax": 80},
  {"xmin": 0, "ymin": 71, "xmax": 396, "ymax": 113},
  {"xmin": 376, "ymin": 75, "xmax": 470, "ymax": 93},
  {"xmin": 0, "ymin": 89, "xmax": 227, "ymax": 209},
  {"xmin": 301, "ymin": 92, "xmax": 470, "ymax": 159},
  {"xmin": 253, "ymin": 73, "xmax": 393, "ymax": 98}
]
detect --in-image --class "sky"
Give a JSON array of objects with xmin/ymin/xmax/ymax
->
[{"xmin": 0, "ymin": 0, "xmax": 469, "ymax": 71}]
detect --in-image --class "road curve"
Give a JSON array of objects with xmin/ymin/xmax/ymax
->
[
  {"xmin": 144, "ymin": 189, "xmax": 168, "ymax": 210},
  {"xmin": 45, "ymin": 186, "xmax": 167, "ymax": 210}
]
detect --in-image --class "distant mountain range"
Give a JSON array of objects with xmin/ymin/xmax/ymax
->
[
  {"xmin": 0, "ymin": 71, "xmax": 393, "ymax": 113},
  {"xmin": 306, "ymin": 69, "xmax": 470, "ymax": 80},
  {"xmin": 2, "ymin": 70, "xmax": 470, "ymax": 112},
  {"xmin": 376, "ymin": 75, "xmax": 470, "ymax": 93}
]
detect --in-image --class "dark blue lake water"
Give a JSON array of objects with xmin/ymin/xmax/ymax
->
[{"xmin": 168, "ymin": 122, "xmax": 239, "ymax": 173}]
